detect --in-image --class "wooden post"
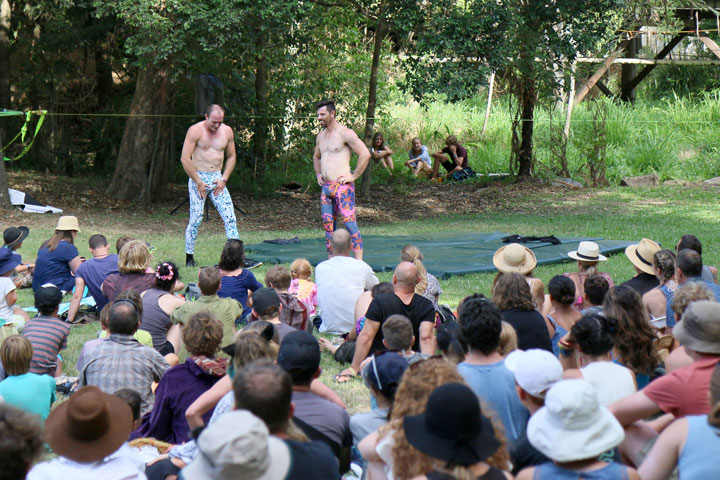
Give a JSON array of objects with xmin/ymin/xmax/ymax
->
[
  {"xmin": 699, "ymin": 34, "xmax": 720, "ymax": 60},
  {"xmin": 564, "ymin": 74, "xmax": 576, "ymax": 140},
  {"xmin": 0, "ymin": 128, "xmax": 12, "ymax": 209},
  {"xmin": 481, "ymin": 72, "xmax": 495, "ymax": 137},
  {"xmin": 573, "ymin": 48, "xmax": 623, "ymax": 106}
]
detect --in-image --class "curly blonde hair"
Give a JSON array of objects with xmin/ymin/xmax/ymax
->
[
  {"xmin": 118, "ymin": 240, "xmax": 151, "ymax": 274},
  {"xmin": 380, "ymin": 357, "xmax": 509, "ymax": 479}
]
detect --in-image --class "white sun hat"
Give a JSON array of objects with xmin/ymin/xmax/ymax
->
[{"xmin": 568, "ymin": 241, "xmax": 607, "ymax": 263}]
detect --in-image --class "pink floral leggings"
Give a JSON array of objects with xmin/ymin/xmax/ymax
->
[{"xmin": 321, "ymin": 181, "xmax": 363, "ymax": 253}]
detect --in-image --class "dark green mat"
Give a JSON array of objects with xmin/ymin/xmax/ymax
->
[{"xmin": 246, "ymin": 232, "xmax": 634, "ymax": 279}]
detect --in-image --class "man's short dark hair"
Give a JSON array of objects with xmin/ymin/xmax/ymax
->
[
  {"xmin": 584, "ymin": 275, "xmax": 610, "ymax": 306},
  {"xmin": 206, "ymin": 104, "xmax": 225, "ymax": 116},
  {"xmin": 115, "ymin": 235, "xmax": 135, "ymax": 254},
  {"xmin": 0, "ymin": 404, "xmax": 43, "ymax": 480},
  {"xmin": 458, "ymin": 294, "xmax": 502, "ymax": 355},
  {"xmin": 678, "ymin": 234, "xmax": 702, "ymax": 255},
  {"xmin": 114, "ymin": 388, "xmax": 142, "ymax": 422},
  {"xmin": 233, "ymin": 361, "xmax": 292, "ymax": 434},
  {"xmin": 316, "ymin": 99, "xmax": 336, "ymax": 113},
  {"xmin": 88, "ymin": 234, "xmax": 108, "ymax": 250},
  {"xmin": 198, "ymin": 266, "xmax": 222, "ymax": 295},
  {"xmin": 108, "ymin": 300, "xmax": 140, "ymax": 335},
  {"xmin": 382, "ymin": 315, "xmax": 413, "ymax": 351},
  {"xmin": 677, "ymin": 248, "xmax": 703, "ymax": 278}
]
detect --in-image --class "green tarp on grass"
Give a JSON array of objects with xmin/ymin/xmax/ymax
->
[{"xmin": 246, "ymin": 231, "xmax": 634, "ymax": 279}]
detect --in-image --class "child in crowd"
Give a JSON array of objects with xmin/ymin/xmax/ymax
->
[
  {"xmin": 3, "ymin": 226, "xmax": 33, "ymax": 288},
  {"xmin": 289, "ymin": 258, "xmax": 318, "ymax": 316},
  {"xmin": 0, "ymin": 335, "xmax": 56, "ymax": 421},
  {"xmin": 0, "ymin": 247, "xmax": 30, "ymax": 335}
]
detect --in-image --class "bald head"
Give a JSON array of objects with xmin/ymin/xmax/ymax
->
[
  {"xmin": 394, "ymin": 261, "xmax": 419, "ymax": 292},
  {"xmin": 331, "ymin": 229, "xmax": 352, "ymax": 256}
]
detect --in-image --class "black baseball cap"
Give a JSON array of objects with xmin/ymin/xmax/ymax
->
[
  {"xmin": 278, "ymin": 331, "xmax": 320, "ymax": 373},
  {"xmin": 34, "ymin": 283, "xmax": 63, "ymax": 307},
  {"xmin": 251, "ymin": 288, "xmax": 281, "ymax": 317}
]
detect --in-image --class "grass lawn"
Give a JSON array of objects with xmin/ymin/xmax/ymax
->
[{"xmin": 12, "ymin": 184, "xmax": 720, "ymax": 414}]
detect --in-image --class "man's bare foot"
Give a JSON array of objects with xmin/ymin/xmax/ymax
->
[{"xmin": 318, "ymin": 337, "xmax": 339, "ymax": 355}]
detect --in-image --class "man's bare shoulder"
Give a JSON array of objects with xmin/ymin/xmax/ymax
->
[
  {"xmin": 339, "ymin": 124, "xmax": 361, "ymax": 142},
  {"xmin": 186, "ymin": 121, "xmax": 205, "ymax": 139},
  {"xmin": 221, "ymin": 123, "xmax": 234, "ymax": 138}
]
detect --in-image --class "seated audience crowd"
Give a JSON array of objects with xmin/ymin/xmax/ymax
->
[{"xmin": 3, "ymin": 229, "xmax": 720, "ymax": 480}]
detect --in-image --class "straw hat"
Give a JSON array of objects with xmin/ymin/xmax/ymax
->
[
  {"xmin": 568, "ymin": 241, "xmax": 607, "ymax": 263},
  {"xmin": 55, "ymin": 215, "xmax": 80, "ymax": 232},
  {"xmin": 43, "ymin": 386, "xmax": 133, "ymax": 463},
  {"xmin": 624, "ymin": 238, "xmax": 660, "ymax": 275},
  {"xmin": 673, "ymin": 300, "xmax": 720, "ymax": 355},
  {"xmin": 493, "ymin": 243, "xmax": 537, "ymax": 274},
  {"xmin": 527, "ymin": 379, "xmax": 624, "ymax": 462}
]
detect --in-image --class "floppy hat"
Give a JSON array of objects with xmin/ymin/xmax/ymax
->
[
  {"xmin": 2, "ymin": 226, "xmax": 29, "ymax": 249},
  {"xmin": 0, "ymin": 248, "xmax": 22, "ymax": 275},
  {"xmin": 404, "ymin": 382, "xmax": 500, "ymax": 465},
  {"xmin": 624, "ymin": 238, "xmax": 660, "ymax": 275},
  {"xmin": 568, "ymin": 241, "xmax": 606, "ymax": 263},
  {"xmin": 55, "ymin": 215, "xmax": 80, "ymax": 232},
  {"xmin": 362, "ymin": 350, "xmax": 410, "ymax": 399},
  {"xmin": 673, "ymin": 300, "xmax": 720, "ymax": 354},
  {"xmin": 251, "ymin": 288, "xmax": 281, "ymax": 316},
  {"xmin": 182, "ymin": 410, "xmax": 291, "ymax": 480},
  {"xmin": 43, "ymin": 385, "xmax": 133, "ymax": 463},
  {"xmin": 277, "ymin": 330, "xmax": 320, "ymax": 373},
  {"xmin": 505, "ymin": 349, "xmax": 563, "ymax": 398},
  {"xmin": 493, "ymin": 243, "xmax": 537, "ymax": 274},
  {"xmin": 527, "ymin": 379, "xmax": 624, "ymax": 462}
]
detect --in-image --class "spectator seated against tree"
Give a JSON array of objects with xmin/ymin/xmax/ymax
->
[
  {"xmin": 32, "ymin": 216, "xmax": 82, "ymax": 294},
  {"xmin": 132, "ymin": 311, "xmax": 227, "ymax": 444},
  {"xmin": 67, "ymin": 234, "xmax": 119, "ymax": 324},
  {"xmin": 22, "ymin": 284, "xmax": 70, "ymax": 377},
  {"xmin": 172, "ymin": 266, "xmax": 242, "ymax": 351},
  {"xmin": 562, "ymin": 241, "xmax": 614, "ymax": 311},
  {"xmin": 405, "ymin": 136, "xmax": 432, "ymax": 177},
  {"xmin": 370, "ymin": 131, "xmax": 394, "ymax": 175},
  {"xmin": 642, "ymin": 249, "xmax": 677, "ymax": 331},
  {"xmin": 430, "ymin": 134, "xmax": 469, "ymax": 180},
  {"xmin": 0, "ymin": 335, "xmax": 56, "ymax": 421},
  {"xmin": 265, "ymin": 265, "xmax": 310, "ymax": 331},
  {"xmin": 139, "ymin": 262, "xmax": 185, "ymax": 357},
  {"xmin": 492, "ymin": 272, "xmax": 552, "ymax": 352},
  {"xmin": 102, "ymin": 239, "xmax": 156, "ymax": 303},
  {"xmin": 216, "ymin": 239, "xmax": 262, "ymax": 320},
  {"xmin": 677, "ymin": 233, "xmax": 718, "ymax": 283}
]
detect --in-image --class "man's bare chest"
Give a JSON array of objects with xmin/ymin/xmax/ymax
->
[
  {"xmin": 319, "ymin": 132, "xmax": 349, "ymax": 156},
  {"xmin": 196, "ymin": 132, "xmax": 227, "ymax": 152}
]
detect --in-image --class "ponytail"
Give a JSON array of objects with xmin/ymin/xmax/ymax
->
[{"xmin": 401, "ymin": 245, "xmax": 428, "ymax": 295}]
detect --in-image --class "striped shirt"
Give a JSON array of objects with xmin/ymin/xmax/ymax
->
[
  {"xmin": 22, "ymin": 315, "xmax": 70, "ymax": 376},
  {"xmin": 79, "ymin": 333, "xmax": 170, "ymax": 415}
]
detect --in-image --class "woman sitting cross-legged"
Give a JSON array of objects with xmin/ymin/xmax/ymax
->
[{"xmin": 131, "ymin": 311, "xmax": 227, "ymax": 444}]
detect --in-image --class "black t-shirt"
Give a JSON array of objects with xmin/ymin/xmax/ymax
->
[
  {"xmin": 510, "ymin": 431, "xmax": 549, "ymax": 474},
  {"xmin": 500, "ymin": 308, "xmax": 552, "ymax": 352},
  {"xmin": 365, "ymin": 293, "xmax": 436, "ymax": 354},
  {"xmin": 441, "ymin": 144, "xmax": 469, "ymax": 169},
  {"xmin": 284, "ymin": 439, "xmax": 340, "ymax": 480},
  {"xmin": 621, "ymin": 273, "xmax": 660, "ymax": 297}
]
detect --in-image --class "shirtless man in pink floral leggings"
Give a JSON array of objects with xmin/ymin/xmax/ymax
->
[{"xmin": 313, "ymin": 100, "xmax": 370, "ymax": 261}]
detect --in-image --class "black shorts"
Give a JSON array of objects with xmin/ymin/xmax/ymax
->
[
  {"xmin": 441, "ymin": 160, "xmax": 456, "ymax": 172},
  {"xmin": 145, "ymin": 458, "xmax": 181, "ymax": 480},
  {"xmin": 156, "ymin": 341, "xmax": 175, "ymax": 356}
]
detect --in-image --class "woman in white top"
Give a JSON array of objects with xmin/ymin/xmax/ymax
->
[{"xmin": 562, "ymin": 312, "xmax": 637, "ymax": 406}]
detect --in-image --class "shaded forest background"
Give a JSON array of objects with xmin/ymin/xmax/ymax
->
[{"xmin": 1, "ymin": 0, "xmax": 720, "ymax": 204}]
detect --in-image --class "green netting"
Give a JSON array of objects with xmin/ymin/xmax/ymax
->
[
  {"xmin": 246, "ymin": 231, "xmax": 634, "ymax": 279},
  {"xmin": 0, "ymin": 109, "xmax": 23, "ymax": 117}
]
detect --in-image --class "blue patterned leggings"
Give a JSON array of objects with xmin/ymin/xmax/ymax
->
[{"xmin": 185, "ymin": 171, "xmax": 239, "ymax": 254}]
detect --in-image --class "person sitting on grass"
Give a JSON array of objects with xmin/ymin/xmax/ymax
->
[
  {"xmin": 22, "ymin": 284, "xmax": 70, "ymax": 377},
  {"xmin": 112, "ymin": 389, "xmax": 148, "ymax": 473},
  {"xmin": 102, "ymin": 239, "xmax": 156, "ymax": 303},
  {"xmin": 563, "ymin": 241, "xmax": 614, "ymax": 311},
  {"xmin": 140, "ymin": 262, "xmax": 185, "ymax": 356},
  {"xmin": 3, "ymin": 225, "xmax": 34, "ymax": 288},
  {"xmin": 0, "ymin": 247, "xmax": 30, "ymax": 331},
  {"xmin": 675, "ymin": 248, "xmax": 720, "ymax": 305},
  {"xmin": 581, "ymin": 274, "xmax": 610, "ymax": 316},
  {"xmin": 664, "ymin": 281, "xmax": 715, "ymax": 373},
  {"xmin": 430, "ymin": 134, "xmax": 468, "ymax": 180},
  {"xmin": 544, "ymin": 275, "xmax": 582, "ymax": 356},
  {"xmin": 405, "ymin": 137, "xmax": 433, "ymax": 177},
  {"xmin": 132, "ymin": 312, "xmax": 227, "ymax": 444},
  {"xmin": 370, "ymin": 131, "xmax": 394, "ymax": 175},
  {"xmin": 249, "ymin": 287, "xmax": 297, "ymax": 342},
  {"xmin": 32, "ymin": 216, "xmax": 82, "ymax": 294},
  {"xmin": 436, "ymin": 320, "xmax": 468, "ymax": 363},
  {"xmin": 172, "ymin": 266, "xmax": 242, "ymax": 350},
  {"xmin": 289, "ymin": 258, "xmax": 318, "ymax": 317},
  {"xmin": 401, "ymin": 245, "xmax": 442, "ymax": 309},
  {"xmin": 621, "ymin": 238, "xmax": 662, "ymax": 296},
  {"xmin": 265, "ymin": 265, "xmax": 309, "ymax": 331},
  {"xmin": 493, "ymin": 243, "xmax": 546, "ymax": 311},
  {"xmin": 216, "ymin": 239, "xmax": 262, "ymax": 321},
  {"xmin": 642, "ymin": 249, "xmax": 677, "ymax": 331},
  {"xmin": 67, "ymin": 234, "xmax": 119, "ymax": 324},
  {"xmin": 0, "ymin": 335, "xmax": 56, "ymax": 421},
  {"xmin": 677, "ymin": 234, "xmax": 718, "ymax": 283},
  {"xmin": 80, "ymin": 297, "xmax": 170, "ymax": 415},
  {"xmin": 517, "ymin": 379, "xmax": 640, "ymax": 480},
  {"xmin": 0, "ymin": 404, "xmax": 43, "ymax": 480}
]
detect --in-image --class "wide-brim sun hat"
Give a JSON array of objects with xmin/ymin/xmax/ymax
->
[
  {"xmin": 568, "ymin": 241, "xmax": 607, "ymax": 263},
  {"xmin": 673, "ymin": 300, "xmax": 720, "ymax": 355},
  {"xmin": 2, "ymin": 226, "xmax": 29, "ymax": 249},
  {"xmin": 493, "ymin": 243, "xmax": 537, "ymax": 275},
  {"xmin": 0, "ymin": 248, "xmax": 22, "ymax": 275},
  {"xmin": 55, "ymin": 215, "xmax": 80, "ymax": 232},
  {"xmin": 403, "ymin": 383, "xmax": 501, "ymax": 465},
  {"xmin": 44, "ymin": 385, "xmax": 133, "ymax": 463},
  {"xmin": 527, "ymin": 379, "xmax": 624, "ymax": 463},
  {"xmin": 624, "ymin": 238, "xmax": 660, "ymax": 275}
]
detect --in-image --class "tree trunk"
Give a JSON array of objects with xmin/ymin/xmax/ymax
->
[
  {"xmin": 107, "ymin": 66, "xmax": 170, "ymax": 202},
  {"xmin": 252, "ymin": 31, "xmax": 269, "ymax": 177},
  {"xmin": 620, "ymin": 34, "xmax": 639, "ymax": 103},
  {"xmin": 0, "ymin": 0, "xmax": 10, "ymax": 108},
  {"xmin": 360, "ymin": 17, "xmax": 387, "ymax": 198},
  {"xmin": 93, "ymin": 45, "xmax": 114, "ymax": 173},
  {"xmin": 517, "ymin": 79, "xmax": 536, "ymax": 179},
  {"xmin": 0, "ymin": 130, "xmax": 11, "ymax": 209}
]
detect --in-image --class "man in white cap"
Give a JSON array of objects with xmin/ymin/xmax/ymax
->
[{"xmin": 505, "ymin": 349, "xmax": 563, "ymax": 474}]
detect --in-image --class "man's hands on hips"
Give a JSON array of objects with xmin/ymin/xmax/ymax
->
[
  {"xmin": 316, "ymin": 173, "xmax": 324, "ymax": 186},
  {"xmin": 213, "ymin": 178, "xmax": 227, "ymax": 197},
  {"xmin": 337, "ymin": 174, "xmax": 354, "ymax": 184}
]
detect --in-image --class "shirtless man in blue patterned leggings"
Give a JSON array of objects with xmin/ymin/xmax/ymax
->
[
  {"xmin": 180, "ymin": 104, "xmax": 239, "ymax": 267},
  {"xmin": 313, "ymin": 100, "xmax": 370, "ymax": 261}
]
